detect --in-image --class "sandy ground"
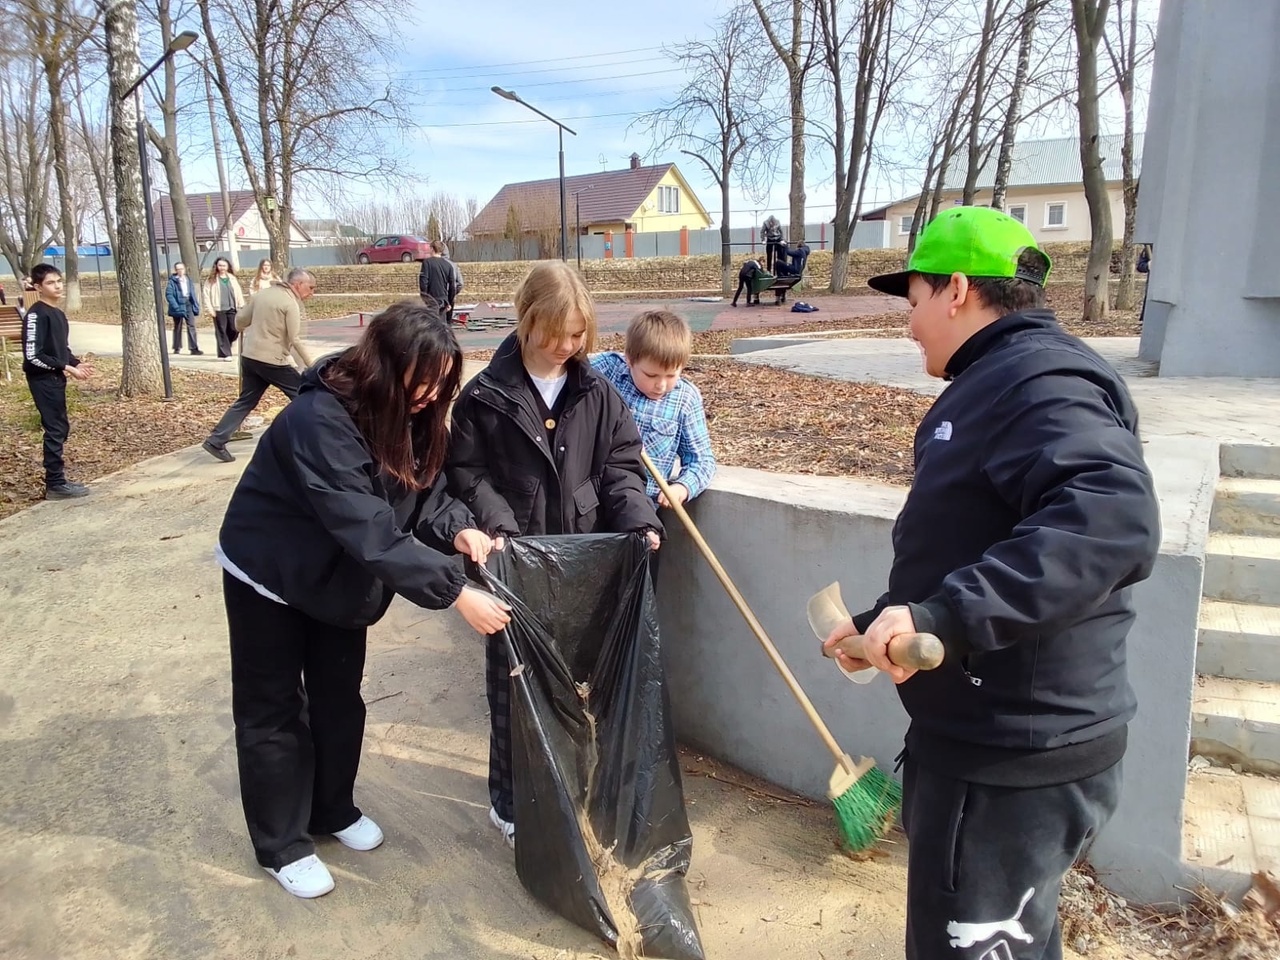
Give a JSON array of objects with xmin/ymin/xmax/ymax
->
[{"xmin": 0, "ymin": 440, "xmax": 1164, "ymax": 960}]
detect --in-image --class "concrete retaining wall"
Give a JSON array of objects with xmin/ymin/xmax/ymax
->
[{"xmin": 658, "ymin": 436, "xmax": 1216, "ymax": 903}]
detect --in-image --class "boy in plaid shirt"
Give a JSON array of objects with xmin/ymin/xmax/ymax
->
[{"xmin": 591, "ymin": 309, "xmax": 716, "ymax": 510}]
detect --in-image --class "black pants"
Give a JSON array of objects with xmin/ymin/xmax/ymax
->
[
  {"xmin": 225, "ymin": 572, "xmax": 367, "ymax": 869},
  {"xmin": 901, "ymin": 758, "xmax": 1122, "ymax": 960},
  {"xmin": 485, "ymin": 631, "xmax": 515, "ymax": 822},
  {"xmin": 765, "ymin": 239, "xmax": 783, "ymax": 272},
  {"xmin": 207, "ymin": 357, "xmax": 302, "ymax": 447},
  {"xmin": 171, "ymin": 311, "xmax": 199, "ymax": 352},
  {"xmin": 732, "ymin": 275, "xmax": 760, "ymax": 306},
  {"xmin": 26, "ymin": 373, "xmax": 69, "ymax": 487},
  {"xmin": 213, "ymin": 310, "xmax": 238, "ymax": 358}
]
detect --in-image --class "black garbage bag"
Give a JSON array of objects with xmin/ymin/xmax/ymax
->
[{"xmin": 476, "ymin": 533, "xmax": 705, "ymax": 960}]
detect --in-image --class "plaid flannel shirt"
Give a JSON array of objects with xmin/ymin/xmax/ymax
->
[{"xmin": 590, "ymin": 351, "xmax": 716, "ymax": 504}]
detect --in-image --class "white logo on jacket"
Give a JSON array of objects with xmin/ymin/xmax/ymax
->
[
  {"xmin": 934, "ymin": 420, "xmax": 953, "ymax": 441},
  {"xmin": 947, "ymin": 887, "xmax": 1036, "ymax": 949}
]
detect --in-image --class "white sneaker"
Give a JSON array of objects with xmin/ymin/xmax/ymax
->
[
  {"xmin": 265, "ymin": 854, "xmax": 335, "ymax": 899},
  {"xmin": 489, "ymin": 807, "xmax": 515, "ymax": 849},
  {"xmin": 331, "ymin": 814, "xmax": 384, "ymax": 851}
]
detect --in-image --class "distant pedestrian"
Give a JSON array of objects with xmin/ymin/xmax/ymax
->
[
  {"xmin": 248, "ymin": 258, "xmax": 277, "ymax": 297},
  {"xmin": 165, "ymin": 262, "xmax": 203, "ymax": 355},
  {"xmin": 202, "ymin": 268, "xmax": 316, "ymax": 463},
  {"xmin": 761, "ymin": 215, "xmax": 784, "ymax": 272},
  {"xmin": 22, "ymin": 263, "xmax": 95, "ymax": 499},
  {"xmin": 731, "ymin": 258, "xmax": 764, "ymax": 307},
  {"xmin": 418, "ymin": 243, "xmax": 457, "ymax": 317},
  {"xmin": 203, "ymin": 257, "xmax": 246, "ymax": 361},
  {"xmin": 431, "ymin": 241, "xmax": 464, "ymax": 323}
]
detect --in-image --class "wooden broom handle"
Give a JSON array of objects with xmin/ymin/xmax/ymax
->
[{"xmin": 641, "ymin": 451, "xmax": 853, "ymax": 773}]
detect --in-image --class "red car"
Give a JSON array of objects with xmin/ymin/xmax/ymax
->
[{"xmin": 355, "ymin": 235, "xmax": 432, "ymax": 264}]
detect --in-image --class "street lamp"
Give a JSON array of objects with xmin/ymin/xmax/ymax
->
[
  {"xmin": 121, "ymin": 29, "xmax": 199, "ymax": 400},
  {"xmin": 492, "ymin": 86, "xmax": 576, "ymax": 261},
  {"xmin": 572, "ymin": 185, "xmax": 594, "ymax": 271}
]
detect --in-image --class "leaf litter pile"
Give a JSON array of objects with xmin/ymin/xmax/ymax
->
[{"xmin": 0, "ymin": 357, "xmax": 241, "ymax": 521}]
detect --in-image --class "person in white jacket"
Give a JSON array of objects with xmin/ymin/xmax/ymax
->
[{"xmin": 203, "ymin": 257, "xmax": 247, "ymax": 360}]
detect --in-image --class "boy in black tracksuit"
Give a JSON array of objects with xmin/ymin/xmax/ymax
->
[
  {"xmin": 731, "ymin": 258, "xmax": 764, "ymax": 306},
  {"xmin": 823, "ymin": 207, "xmax": 1161, "ymax": 960},
  {"xmin": 22, "ymin": 263, "xmax": 94, "ymax": 499}
]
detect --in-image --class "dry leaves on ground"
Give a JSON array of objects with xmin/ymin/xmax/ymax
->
[
  {"xmin": 686, "ymin": 358, "xmax": 930, "ymax": 485},
  {"xmin": 0, "ymin": 357, "xmax": 241, "ymax": 520}
]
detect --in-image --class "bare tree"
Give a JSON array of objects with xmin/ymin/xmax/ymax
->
[
  {"xmin": 503, "ymin": 203, "xmax": 523, "ymax": 261},
  {"xmin": 960, "ymin": 0, "xmax": 1008, "ymax": 205},
  {"xmin": 990, "ymin": 0, "xmax": 1044, "ymax": 210},
  {"xmin": 637, "ymin": 7, "xmax": 772, "ymax": 291},
  {"xmin": 1070, "ymin": 0, "xmax": 1113, "ymax": 322},
  {"xmin": 1102, "ymin": 0, "xmax": 1151, "ymax": 310},
  {"xmin": 820, "ymin": 0, "xmax": 933, "ymax": 292},
  {"xmin": 0, "ymin": 49, "xmax": 56, "ymax": 279},
  {"xmin": 197, "ymin": 0, "xmax": 409, "ymax": 266},
  {"xmin": 142, "ymin": 0, "xmax": 199, "ymax": 276},
  {"xmin": 751, "ymin": 0, "xmax": 816, "ymax": 243},
  {"xmin": 68, "ymin": 52, "xmax": 117, "ymax": 255},
  {"xmin": 428, "ymin": 191, "xmax": 469, "ymax": 242},
  {"xmin": 907, "ymin": 55, "xmax": 976, "ymax": 250},
  {"xmin": 105, "ymin": 0, "xmax": 165, "ymax": 396},
  {"xmin": 20, "ymin": 0, "xmax": 98, "ymax": 310}
]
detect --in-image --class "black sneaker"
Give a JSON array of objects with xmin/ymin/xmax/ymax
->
[
  {"xmin": 45, "ymin": 481, "xmax": 89, "ymax": 500},
  {"xmin": 191, "ymin": 350, "xmax": 205, "ymax": 356},
  {"xmin": 202, "ymin": 440, "xmax": 234, "ymax": 463}
]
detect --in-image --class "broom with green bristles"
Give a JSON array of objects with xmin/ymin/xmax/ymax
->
[{"xmin": 640, "ymin": 451, "xmax": 944, "ymax": 851}]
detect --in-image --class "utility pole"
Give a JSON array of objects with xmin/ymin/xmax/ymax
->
[{"xmin": 203, "ymin": 69, "xmax": 238, "ymax": 270}]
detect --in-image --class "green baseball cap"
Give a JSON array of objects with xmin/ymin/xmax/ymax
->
[{"xmin": 868, "ymin": 205, "xmax": 1052, "ymax": 298}]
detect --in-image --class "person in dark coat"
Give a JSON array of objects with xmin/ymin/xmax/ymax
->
[
  {"xmin": 823, "ymin": 207, "xmax": 1161, "ymax": 960},
  {"xmin": 418, "ymin": 244, "xmax": 458, "ymax": 314},
  {"xmin": 731, "ymin": 258, "xmax": 764, "ymax": 307},
  {"xmin": 218, "ymin": 300, "xmax": 512, "ymax": 899},
  {"xmin": 164, "ymin": 262, "xmax": 202, "ymax": 355},
  {"xmin": 447, "ymin": 260, "xmax": 662, "ymax": 849},
  {"xmin": 789, "ymin": 241, "xmax": 811, "ymax": 276}
]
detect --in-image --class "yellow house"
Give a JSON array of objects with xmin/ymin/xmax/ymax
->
[
  {"xmin": 466, "ymin": 154, "xmax": 713, "ymax": 240},
  {"xmin": 860, "ymin": 134, "xmax": 1142, "ymax": 249}
]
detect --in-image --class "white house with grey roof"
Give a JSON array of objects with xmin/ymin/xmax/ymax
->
[{"xmin": 860, "ymin": 134, "xmax": 1142, "ymax": 248}]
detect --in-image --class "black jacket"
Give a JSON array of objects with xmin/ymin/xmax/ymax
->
[
  {"xmin": 22, "ymin": 302, "xmax": 79, "ymax": 378},
  {"xmin": 418, "ymin": 256, "xmax": 458, "ymax": 306},
  {"xmin": 447, "ymin": 334, "xmax": 662, "ymax": 539},
  {"xmin": 218, "ymin": 357, "xmax": 472, "ymax": 628},
  {"xmin": 854, "ymin": 310, "xmax": 1161, "ymax": 786}
]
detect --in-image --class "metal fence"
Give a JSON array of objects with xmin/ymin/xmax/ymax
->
[{"xmin": 2, "ymin": 220, "xmax": 893, "ymax": 279}]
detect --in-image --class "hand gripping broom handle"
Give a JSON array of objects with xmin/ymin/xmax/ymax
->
[{"xmin": 640, "ymin": 452, "xmax": 855, "ymax": 776}]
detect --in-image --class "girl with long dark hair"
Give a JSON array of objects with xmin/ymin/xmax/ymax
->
[
  {"xmin": 218, "ymin": 300, "xmax": 510, "ymax": 899},
  {"xmin": 202, "ymin": 257, "xmax": 245, "ymax": 360}
]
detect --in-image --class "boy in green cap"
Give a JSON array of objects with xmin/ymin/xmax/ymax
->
[{"xmin": 823, "ymin": 207, "xmax": 1161, "ymax": 959}]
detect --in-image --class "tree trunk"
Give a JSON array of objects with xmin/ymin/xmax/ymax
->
[
  {"xmin": 962, "ymin": 0, "xmax": 998, "ymax": 205},
  {"xmin": 786, "ymin": 78, "xmax": 807, "ymax": 244},
  {"xmin": 151, "ymin": 127, "xmax": 199, "ymax": 275},
  {"xmin": 1108, "ymin": 0, "xmax": 1140, "ymax": 310},
  {"xmin": 105, "ymin": 0, "xmax": 164, "ymax": 396},
  {"xmin": 720, "ymin": 172, "xmax": 732, "ymax": 294},
  {"xmin": 45, "ymin": 68, "xmax": 81, "ymax": 310},
  {"xmin": 991, "ymin": 0, "xmax": 1041, "ymax": 211},
  {"xmin": 1072, "ymin": 0, "xmax": 1113, "ymax": 323}
]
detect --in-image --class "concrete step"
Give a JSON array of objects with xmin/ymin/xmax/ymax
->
[
  {"xmin": 1203, "ymin": 533, "xmax": 1280, "ymax": 605},
  {"xmin": 1198, "ymin": 600, "xmax": 1280, "ymax": 683},
  {"xmin": 1211, "ymin": 476, "xmax": 1280, "ymax": 534},
  {"xmin": 1182, "ymin": 765, "xmax": 1280, "ymax": 895},
  {"xmin": 1222, "ymin": 443, "xmax": 1280, "ymax": 481},
  {"xmin": 1191, "ymin": 676, "xmax": 1280, "ymax": 774}
]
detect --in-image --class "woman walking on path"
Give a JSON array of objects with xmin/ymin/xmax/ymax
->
[
  {"xmin": 218, "ymin": 300, "xmax": 511, "ymax": 899},
  {"xmin": 248, "ymin": 258, "xmax": 277, "ymax": 297},
  {"xmin": 203, "ymin": 257, "xmax": 245, "ymax": 360}
]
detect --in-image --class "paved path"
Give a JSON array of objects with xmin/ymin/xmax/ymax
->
[{"xmin": 737, "ymin": 336, "xmax": 1280, "ymax": 446}]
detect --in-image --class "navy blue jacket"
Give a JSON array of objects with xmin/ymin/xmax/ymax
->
[
  {"xmin": 855, "ymin": 310, "xmax": 1161, "ymax": 786},
  {"xmin": 165, "ymin": 274, "xmax": 199, "ymax": 318}
]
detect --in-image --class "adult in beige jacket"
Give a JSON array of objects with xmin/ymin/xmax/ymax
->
[{"xmin": 202, "ymin": 268, "xmax": 317, "ymax": 463}]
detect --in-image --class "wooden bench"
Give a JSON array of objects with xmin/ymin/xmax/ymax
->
[{"xmin": 0, "ymin": 304, "xmax": 23, "ymax": 381}]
